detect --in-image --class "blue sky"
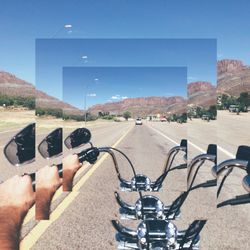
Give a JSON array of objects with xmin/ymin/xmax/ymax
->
[
  {"xmin": 0, "ymin": 0, "xmax": 250, "ymax": 85},
  {"xmin": 36, "ymin": 39, "xmax": 216, "ymax": 101},
  {"xmin": 63, "ymin": 67, "xmax": 187, "ymax": 108}
]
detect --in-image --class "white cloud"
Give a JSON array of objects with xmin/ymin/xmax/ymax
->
[
  {"xmin": 87, "ymin": 93, "xmax": 96, "ymax": 97},
  {"xmin": 109, "ymin": 94, "xmax": 128, "ymax": 101},
  {"xmin": 111, "ymin": 95, "xmax": 120, "ymax": 100},
  {"xmin": 64, "ymin": 24, "xmax": 72, "ymax": 28}
]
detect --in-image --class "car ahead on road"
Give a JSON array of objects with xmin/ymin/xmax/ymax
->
[
  {"xmin": 160, "ymin": 117, "xmax": 167, "ymax": 122},
  {"xmin": 135, "ymin": 118, "xmax": 143, "ymax": 125},
  {"xmin": 229, "ymin": 105, "xmax": 239, "ymax": 113},
  {"xmin": 201, "ymin": 115, "xmax": 210, "ymax": 121}
]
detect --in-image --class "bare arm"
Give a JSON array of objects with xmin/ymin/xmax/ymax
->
[
  {"xmin": 36, "ymin": 166, "xmax": 61, "ymax": 220},
  {"xmin": 0, "ymin": 175, "xmax": 35, "ymax": 249},
  {"xmin": 63, "ymin": 154, "xmax": 82, "ymax": 191}
]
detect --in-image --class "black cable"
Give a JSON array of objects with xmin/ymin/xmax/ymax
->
[
  {"xmin": 217, "ymin": 168, "xmax": 233, "ymax": 197},
  {"xmin": 187, "ymin": 160, "xmax": 205, "ymax": 191}
]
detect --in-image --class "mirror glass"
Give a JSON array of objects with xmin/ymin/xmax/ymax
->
[
  {"xmin": 207, "ymin": 144, "xmax": 217, "ymax": 156},
  {"xmin": 242, "ymin": 175, "xmax": 250, "ymax": 193},
  {"xmin": 38, "ymin": 127, "xmax": 63, "ymax": 159},
  {"xmin": 4, "ymin": 123, "xmax": 35, "ymax": 166},
  {"xmin": 236, "ymin": 145, "xmax": 250, "ymax": 161},
  {"xmin": 64, "ymin": 128, "xmax": 91, "ymax": 149}
]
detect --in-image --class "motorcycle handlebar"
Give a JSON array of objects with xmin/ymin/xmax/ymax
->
[
  {"xmin": 30, "ymin": 147, "xmax": 98, "ymax": 191},
  {"xmin": 217, "ymin": 159, "xmax": 248, "ymax": 176}
]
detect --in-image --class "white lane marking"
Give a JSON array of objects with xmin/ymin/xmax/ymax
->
[
  {"xmin": 148, "ymin": 124, "xmax": 235, "ymax": 158},
  {"xmin": 217, "ymin": 145, "xmax": 234, "ymax": 158},
  {"xmin": 148, "ymin": 125, "xmax": 178, "ymax": 145},
  {"xmin": 188, "ymin": 141, "xmax": 206, "ymax": 153}
]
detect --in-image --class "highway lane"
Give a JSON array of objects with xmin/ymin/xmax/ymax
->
[
  {"xmin": 29, "ymin": 122, "xmax": 250, "ymax": 250},
  {"xmin": 30, "ymin": 123, "xmax": 187, "ymax": 250},
  {"xmin": 1, "ymin": 119, "xmax": 249, "ymax": 249}
]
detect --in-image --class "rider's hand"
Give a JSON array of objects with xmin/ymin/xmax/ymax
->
[
  {"xmin": 63, "ymin": 154, "xmax": 82, "ymax": 191},
  {"xmin": 0, "ymin": 175, "xmax": 35, "ymax": 249},
  {"xmin": 36, "ymin": 165, "xmax": 62, "ymax": 220}
]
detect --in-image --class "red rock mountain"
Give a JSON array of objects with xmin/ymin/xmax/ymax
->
[
  {"xmin": 2, "ymin": 59, "xmax": 250, "ymax": 115},
  {"xmin": 0, "ymin": 71, "xmax": 82, "ymax": 113},
  {"xmin": 188, "ymin": 81, "xmax": 216, "ymax": 107},
  {"xmin": 89, "ymin": 96, "xmax": 187, "ymax": 117},
  {"xmin": 217, "ymin": 59, "xmax": 250, "ymax": 96}
]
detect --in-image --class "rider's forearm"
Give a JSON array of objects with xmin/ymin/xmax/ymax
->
[
  {"xmin": 35, "ymin": 188, "xmax": 53, "ymax": 220},
  {"xmin": 0, "ymin": 206, "xmax": 24, "ymax": 250},
  {"xmin": 63, "ymin": 170, "xmax": 76, "ymax": 192}
]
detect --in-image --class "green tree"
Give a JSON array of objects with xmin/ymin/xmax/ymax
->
[
  {"xmin": 238, "ymin": 92, "xmax": 250, "ymax": 112},
  {"xmin": 208, "ymin": 105, "xmax": 217, "ymax": 119},
  {"xmin": 123, "ymin": 111, "xmax": 131, "ymax": 120}
]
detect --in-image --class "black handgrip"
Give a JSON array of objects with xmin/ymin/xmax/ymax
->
[
  {"xmin": 30, "ymin": 164, "xmax": 63, "ymax": 191},
  {"xmin": 29, "ymin": 147, "xmax": 99, "ymax": 191},
  {"xmin": 30, "ymin": 172, "xmax": 36, "ymax": 191},
  {"xmin": 57, "ymin": 163, "xmax": 63, "ymax": 178},
  {"xmin": 78, "ymin": 147, "xmax": 99, "ymax": 164}
]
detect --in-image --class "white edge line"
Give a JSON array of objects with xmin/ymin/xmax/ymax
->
[
  {"xmin": 148, "ymin": 124, "xmax": 235, "ymax": 158},
  {"xmin": 148, "ymin": 125, "xmax": 179, "ymax": 145}
]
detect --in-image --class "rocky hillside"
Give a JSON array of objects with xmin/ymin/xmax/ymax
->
[
  {"xmin": 89, "ymin": 96, "xmax": 187, "ymax": 117},
  {"xmin": 188, "ymin": 81, "xmax": 216, "ymax": 107},
  {"xmin": 217, "ymin": 59, "xmax": 250, "ymax": 96},
  {"xmin": 0, "ymin": 71, "xmax": 36, "ymax": 97},
  {"xmin": 0, "ymin": 71, "xmax": 82, "ymax": 113}
]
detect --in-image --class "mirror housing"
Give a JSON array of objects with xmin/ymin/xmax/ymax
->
[
  {"xmin": 38, "ymin": 128, "xmax": 63, "ymax": 159},
  {"xmin": 242, "ymin": 175, "xmax": 250, "ymax": 193},
  {"xmin": 207, "ymin": 144, "xmax": 217, "ymax": 156},
  {"xmin": 180, "ymin": 139, "xmax": 187, "ymax": 148},
  {"xmin": 64, "ymin": 128, "xmax": 91, "ymax": 149},
  {"xmin": 4, "ymin": 123, "xmax": 35, "ymax": 166}
]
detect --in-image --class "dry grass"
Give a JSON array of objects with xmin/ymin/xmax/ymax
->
[{"xmin": 0, "ymin": 110, "xmax": 35, "ymax": 131}]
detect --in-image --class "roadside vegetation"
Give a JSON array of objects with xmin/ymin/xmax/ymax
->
[
  {"xmin": 36, "ymin": 108, "xmax": 98, "ymax": 121},
  {"xmin": 168, "ymin": 113, "xmax": 187, "ymax": 123},
  {"xmin": 217, "ymin": 92, "xmax": 250, "ymax": 112},
  {"xmin": 188, "ymin": 105, "xmax": 217, "ymax": 121},
  {"xmin": 0, "ymin": 95, "xmax": 35, "ymax": 110}
]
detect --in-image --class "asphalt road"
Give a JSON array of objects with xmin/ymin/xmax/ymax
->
[
  {"xmin": 1, "ymin": 116, "xmax": 249, "ymax": 249},
  {"xmin": 26, "ymin": 121, "xmax": 249, "ymax": 250}
]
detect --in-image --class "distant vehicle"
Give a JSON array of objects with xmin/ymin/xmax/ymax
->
[
  {"xmin": 201, "ymin": 115, "xmax": 210, "ymax": 121},
  {"xmin": 135, "ymin": 118, "xmax": 143, "ymax": 125},
  {"xmin": 160, "ymin": 117, "xmax": 167, "ymax": 122},
  {"xmin": 229, "ymin": 105, "xmax": 239, "ymax": 113}
]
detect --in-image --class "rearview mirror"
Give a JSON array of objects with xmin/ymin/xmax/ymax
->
[
  {"xmin": 236, "ymin": 146, "xmax": 250, "ymax": 162},
  {"xmin": 64, "ymin": 128, "xmax": 91, "ymax": 149},
  {"xmin": 180, "ymin": 139, "xmax": 187, "ymax": 148},
  {"xmin": 242, "ymin": 175, "xmax": 250, "ymax": 193},
  {"xmin": 38, "ymin": 128, "xmax": 63, "ymax": 159},
  {"xmin": 4, "ymin": 123, "xmax": 35, "ymax": 166},
  {"xmin": 207, "ymin": 144, "xmax": 217, "ymax": 156}
]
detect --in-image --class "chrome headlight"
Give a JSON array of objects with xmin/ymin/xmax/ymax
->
[
  {"xmin": 145, "ymin": 177, "xmax": 151, "ymax": 191},
  {"xmin": 135, "ymin": 199, "xmax": 142, "ymax": 218},
  {"xmin": 137, "ymin": 222, "xmax": 147, "ymax": 249},
  {"xmin": 165, "ymin": 221, "xmax": 177, "ymax": 247},
  {"xmin": 155, "ymin": 199, "xmax": 164, "ymax": 219}
]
